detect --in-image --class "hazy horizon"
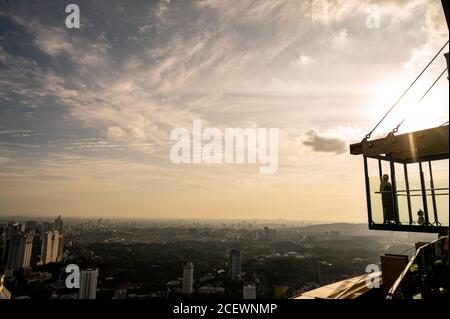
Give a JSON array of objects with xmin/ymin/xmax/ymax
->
[{"xmin": 0, "ymin": 213, "xmax": 361, "ymax": 225}]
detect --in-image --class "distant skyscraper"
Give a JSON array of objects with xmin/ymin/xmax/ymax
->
[
  {"xmin": 317, "ymin": 261, "xmax": 333, "ymax": 285},
  {"xmin": 57, "ymin": 233, "xmax": 64, "ymax": 262},
  {"xmin": 264, "ymin": 226, "xmax": 269, "ymax": 238},
  {"xmin": 79, "ymin": 268, "xmax": 99, "ymax": 299},
  {"xmin": 40, "ymin": 230, "xmax": 60, "ymax": 264},
  {"xmin": 183, "ymin": 262, "xmax": 194, "ymax": 294},
  {"xmin": 229, "ymin": 249, "xmax": 241, "ymax": 278},
  {"xmin": 1, "ymin": 238, "xmax": 9, "ymax": 265},
  {"xmin": 243, "ymin": 284, "xmax": 256, "ymax": 299},
  {"xmin": 5, "ymin": 232, "xmax": 33, "ymax": 272},
  {"xmin": 263, "ymin": 227, "xmax": 277, "ymax": 240},
  {"xmin": 54, "ymin": 215, "xmax": 64, "ymax": 234}
]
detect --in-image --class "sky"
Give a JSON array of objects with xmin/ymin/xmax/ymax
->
[{"xmin": 0, "ymin": 0, "xmax": 448, "ymax": 222}]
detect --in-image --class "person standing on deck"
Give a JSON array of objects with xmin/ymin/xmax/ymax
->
[{"xmin": 380, "ymin": 174, "xmax": 395, "ymax": 224}]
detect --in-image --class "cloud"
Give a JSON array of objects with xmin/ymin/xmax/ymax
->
[
  {"xmin": 404, "ymin": 1, "xmax": 448, "ymax": 71},
  {"xmin": 3, "ymin": 11, "xmax": 112, "ymax": 69},
  {"xmin": 310, "ymin": 0, "xmax": 361, "ymax": 25},
  {"xmin": 300, "ymin": 129, "xmax": 347, "ymax": 154},
  {"xmin": 0, "ymin": 156, "xmax": 14, "ymax": 165},
  {"xmin": 0, "ymin": 0, "xmax": 447, "ymax": 220},
  {"xmin": 107, "ymin": 126, "xmax": 126, "ymax": 141},
  {"xmin": 332, "ymin": 29, "xmax": 350, "ymax": 49},
  {"xmin": 291, "ymin": 55, "xmax": 314, "ymax": 67}
]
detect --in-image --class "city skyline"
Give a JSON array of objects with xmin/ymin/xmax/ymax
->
[
  {"xmin": 0, "ymin": 0, "xmax": 449, "ymax": 222},
  {"xmin": 1, "ymin": 213, "xmax": 439, "ymax": 300}
]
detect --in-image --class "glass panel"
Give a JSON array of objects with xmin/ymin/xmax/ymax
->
[
  {"xmin": 369, "ymin": 176, "xmax": 383, "ymax": 224},
  {"xmin": 366, "ymin": 158, "xmax": 448, "ymax": 229},
  {"xmin": 394, "ymin": 163, "xmax": 410, "ymax": 225},
  {"xmin": 367, "ymin": 158, "xmax": 392, "ymax": 224},
  {"xmin": 405, "ymin": 163, "xmax": 425, "ymax": 226},
  {"xmin": 428, "ymin": 160, "xmax": 449, "ymax": 227},
  {"xmin": 421, "ymin": 163, "xmax": 434, "ymax": 224}
]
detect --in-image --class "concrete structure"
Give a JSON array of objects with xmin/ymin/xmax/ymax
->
[
  {"xmin": 57, "ymin": 233, "xmax": 64, "ymax": 262},
  {"xmin": 5, "ymin": 233, "xmax": 33, "ymax": 272},
  {"xmin": 229, "ymin": 249, "xmax": 241, "ymax": 278},
  {"xmin": 40, "ymin": 230, "xmax": 60, "ymax": 264},
  {"xmin": 243, "ymin": 284, "xmax": 256, "ymax": 299},
  {"xmin": 293, "ymin": 272, "xmax": 382, "ymax": 299},
  {"xmin": 79, "ymin": 268, "xmax": 99, "ymax": 299},
  {"xmin": 182, "ymin": 262, "xmax": 194, "ymax": 294},
  {"xmin": 317, "ymin": 261, "xmax": 333, "ymax": 286}
]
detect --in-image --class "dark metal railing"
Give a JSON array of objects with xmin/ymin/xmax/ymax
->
[{"xmin": 387, "ymin": 236, "xmax": 449, "ymax": 299}]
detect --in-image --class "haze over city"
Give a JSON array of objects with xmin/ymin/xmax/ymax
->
[{"xmin": 0, "ymin": 0, "xmax": 448, "ymax": 221}]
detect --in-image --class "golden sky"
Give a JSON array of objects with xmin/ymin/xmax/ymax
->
[{"xmin": 0, "ymin": 0, "xmax": 448, "ymax": 222}]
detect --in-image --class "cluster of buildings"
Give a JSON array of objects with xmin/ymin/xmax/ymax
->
[
  {"xmin": 177, "ymin": 248, "xmax": 256, "ymax": 299},
  {"xmin": 1, "ymin": 218, "xmax": 339, "ymax": 300},
  {"xmin": 0, "ymin": 215, "xmax": 100, "ymax": 300},
  {"xmin": 0, "ymin": 215, "xmax": 65, "ymax": 277}
]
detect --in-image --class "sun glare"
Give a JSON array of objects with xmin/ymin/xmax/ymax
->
[{"xmin": 366, "ymin": 74, "xmax": 448, "ymax": 136}]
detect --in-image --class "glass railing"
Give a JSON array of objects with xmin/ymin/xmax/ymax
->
[
  {"xmin": 369, "ymin": 177, "xmax": 449, "ymax": 227},
  {"xmin": 387, "ymin": 236, "xmax": 449, "ymax": 299},
  {"xmin": 364, "ymin": 158, "xmax": 449, "ymax": 230}
]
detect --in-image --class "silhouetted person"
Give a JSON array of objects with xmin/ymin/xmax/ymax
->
[
  {"xmin": 417, "ymin": 209, "xmax": 425, "ymax": 225},
  {"xmin": 380, "ymin": 174, "xmax": 395, "ymax": 224}
]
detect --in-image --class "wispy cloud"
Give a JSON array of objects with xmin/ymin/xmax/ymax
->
[{"xmin": 0, "ymin": 0, "xmax": 447, "ymax": 219}]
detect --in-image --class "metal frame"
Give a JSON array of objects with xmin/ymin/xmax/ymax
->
[
  {"xmin": 403, "ymin": 164, "xmax": 413, "ymax": 225},
  {"xmin": 351, "ymin": 125, "xmax": 449, "ymax": 234},
  {"xmin": 363, "ymin": 156, "xmax": 448, "ymax": 234}
]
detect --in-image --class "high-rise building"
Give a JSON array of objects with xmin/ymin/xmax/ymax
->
[
  {"xmin": 5, "ymin": 232, "xmax": 33, "ymax": 272},
  {"xmin": 1, "ymin": 238, "xmax": 9, "ymax": 265},
  {"xmin": 264, "ymin": 226, "xmax": 269, "ymax": 238},
  {"xmin": 57, "ymin": 233, "xmax": 64, "ymax": 262},
  {"xmin": 5, "ymin": 222, "xmax": 25, "ymax": 235},
  {"xmin": 54, "ymin": 215, "xmax": 64, "ymax": 234},
  {"xmin": 40, "ymin": 230, "xmax": 60, "ymax": 264},
  {"xmin": 183, "ymin": 262, "xmax": 194, "ymax": 294},
  {"xmin": 79, "ymin": 268, "xmax": 99, "ymax": 299},
  {"xmin": 263, "ymin": 227, "xmax": 277, "ymax": 240},
  {"xmin": 229, "ymin": 249, "xmax": 241, "ymax": 278},
  {"xmin": 317, "ymin": 261, "xmax": 333, "ymax": 285},
  {"xmin": 243, "ymin": 284, "xmax": 256, "ymax": 299}
]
